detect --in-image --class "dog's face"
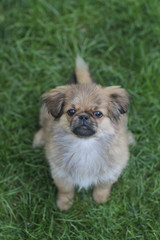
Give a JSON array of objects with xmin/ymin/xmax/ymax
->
[
  {"xmin": 42, "ymin": 84, "xmax": 129, "ymax": 138},
  {"xmin": 64, "ymin": 84, "xmax": 105, "ymax": 137}
]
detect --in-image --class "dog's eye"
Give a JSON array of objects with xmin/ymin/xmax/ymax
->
[
  {"xmin": 67, "ymin": 109, "xmax": 76, "ymax": 116},
  {"xmin": 93, "ymin": 111, "xmax": 103, "ymax": 118}
]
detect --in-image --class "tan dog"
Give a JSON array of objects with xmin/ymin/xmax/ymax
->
[{"xmin": 33, "ymin": 56, "xmax": 134, "ymax": 210}]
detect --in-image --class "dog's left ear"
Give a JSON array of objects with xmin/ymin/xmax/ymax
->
[
  {"xmin": 42, "ymin": 86, "xmax": 68, "ymax": 118},
  {"xmin": 104, "ymin": 86, "xmax": 130, "ymax": 122}
]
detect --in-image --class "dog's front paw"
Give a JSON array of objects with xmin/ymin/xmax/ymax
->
[
  {"xmin": 93, "ymin": 185, "xmax": 111, "ymax": 204},
  {"xmin": 57, "ymin": 192, "xmax": 74, "ymax": 211}
]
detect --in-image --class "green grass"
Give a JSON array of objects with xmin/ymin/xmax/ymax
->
[{"xmin": 0, "ymin": 0, "xmax": 160, "ymax": 239}]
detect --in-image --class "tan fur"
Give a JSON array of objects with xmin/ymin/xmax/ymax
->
[
  {"xmin": 75, "ymin": 56, "xmax": 92, "ymax": 84},
  {"xmin": 33, "ymin": 57, "xmax": 133, "ymax": 210}
]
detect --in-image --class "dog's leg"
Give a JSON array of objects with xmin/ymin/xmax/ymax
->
[
  {"xmin": 33, "ymin": 128, "xmax": 45, "ymax": 148},
  {"xmin": 127, "ymin": 130, "xmax": 135, "ymax": 145},
  {"xmin": 54, "ymin": 178, "xmax": 74, "ymax": 211},
  {"xmin": 93, "ymin": 182, "xmax": 112, "ymax": 204},
  {"xmin": 33, "ymin": 105, "xmax": 51, "ymax": 148}
]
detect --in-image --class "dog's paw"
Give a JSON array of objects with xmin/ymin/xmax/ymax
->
[
  {"xmin": 32, "ymin": 129, "xmax": 45, "ymax": 148},
  {"xmin": 57, "ymin": 192, "xmax": 74, "ymax": 211},
  {"xmin": 93, "ymin": 185, "xmax": 111, "ymax": 204}
]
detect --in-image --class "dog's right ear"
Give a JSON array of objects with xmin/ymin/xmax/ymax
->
[{"xmin": 42, "ymin": 86, "xmax": 68, "ymax": 118}]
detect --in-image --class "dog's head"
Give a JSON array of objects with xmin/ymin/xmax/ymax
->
[{"xmin": 42, "ymin": 84, "xmax": 129, "ymax": 138}]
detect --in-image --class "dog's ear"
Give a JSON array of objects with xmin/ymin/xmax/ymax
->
[
  {"xmin": 104, "ymin": 86, "xmax": 130, "ymax": 122},
  {"xmin": 42, "ymin": 86, "xmax": 68, "ymax": 118}
]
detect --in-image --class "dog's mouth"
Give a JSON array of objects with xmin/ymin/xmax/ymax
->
[{"xmin": 72, "ymin": 125, "xmax": 96, "ymax": 137}]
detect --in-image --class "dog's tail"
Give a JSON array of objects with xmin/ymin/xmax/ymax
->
[{"xmin": 74, "ymin": 56, "xmax": 92, "ymax": 84}]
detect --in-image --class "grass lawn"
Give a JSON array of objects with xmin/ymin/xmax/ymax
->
[{"xmin": 0, "ymin": 0, "xmax": 160, "ymax": 239}]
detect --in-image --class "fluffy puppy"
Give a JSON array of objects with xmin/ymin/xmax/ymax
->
[{"xmin": 33, "ymin": 56, "xmax": 133, "ymax": 210}]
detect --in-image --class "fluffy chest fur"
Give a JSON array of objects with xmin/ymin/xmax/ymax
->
[{"xmin": 47, "ymin": 127, "xmax": 123, "ymax": 189}]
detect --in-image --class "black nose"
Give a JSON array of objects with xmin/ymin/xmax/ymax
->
[{"xmin": 79, "ymin": 115, "xmax": 89, "ymax": 121}]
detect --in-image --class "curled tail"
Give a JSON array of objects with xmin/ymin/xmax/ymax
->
[{"xmin": 74, "ymin": 56, "xmax": 92, "ymax": 84}]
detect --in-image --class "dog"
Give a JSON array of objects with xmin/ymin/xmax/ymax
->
[{"xmin": 33, "ymin": 56, "xmax": 134, "ymax": 210}]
